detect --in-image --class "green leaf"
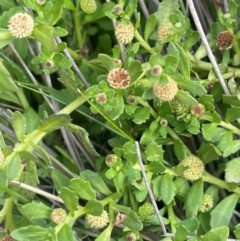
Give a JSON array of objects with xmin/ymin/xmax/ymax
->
[
  {"xmin": 174, "ymin": 140, "xmax": 187, "ymax": 160},
  {"xmin": 123, "ymin": 142, "xmax": 138, "ymax": 165},
  {"xmin": 127, "ymin": 60, "xmax": 142, "ymax": 82},
  {"xmin": 0, "ymin": 29, "xmax": 14, "ymax": 49},
  {"xmin": 176, "ymin": 90, "xmax": 198, "ymax": 105},
  {"xmin": 69, "ymin": 178, "xmax": 96, "ymax": 200},
  {"xmin": 31, "ymin": 142, "xmax": 51, "ymax": 166},
  {"xmin": 98, "ymin": 54, "xmax": 114, "ymax": 71},
  {"xmin": 160, "ymin": 174, "xmax": 176, "ymax": 205},
  {"xmin": 11, "ymin": 226, "xmax": 50, "ymax": 241},
  {"xmin": 51, "ymin": 169, "xmax": 70, "ymax": 193},
  {"xmin": 174, "ymin": 43, "xmax": 191, "ymax": 79},
  {"xmin": 0, "ymin": 0, "xmax": 16, "ymax": 8},
  {"xmin": 54, "ymin": 26, "xmax": 68, "ymax": 37},
  {"xmin": 84, "ymin": 200, "xmax": 103, "ymax": 216},
  {"xmin": 142, "ymin": 87, "xmax": 155, "ymax": 100},
  {"xmin": 225, "ymin": 158, "xmax": 240, "ymax": 183},
  {"xmin": 133, "ymin": 107, "xmax": 150, "ymax": 124},
  {"xmin": 175, "ymin": 225, "xmax": 189, "ymax": 241},
  {"xmin": 155, "ymin": 0, "xmax": 179, "ymax": 25},
  {"xmin": 80, "ymin": 169, "xmax": 112, "ymax": 196},
  {"xmin": 95, "ymin": 224, "xmax": 114, "ymax": 241},
  {"xmin": 217, "ymin": 131, "xmax": 233, "ymax": 152},
  {"xmin": 185, "ymin": 179, "xmax": 203, "ymax": 217},
  {"xmin": 12, "ymin": 111, "xmax": 26, "ymax": 142},
  {"xmin": 145, "ymin": 142, "xmax": 164, "ymax": 162},
  {"xmin": 234, "ymin": 223, "xmax": 240, "ymax": 239},
  {"xmin": 7, "ymin": 154, "xmax": 21, "ymax": 180},
  {"xmin": 197, "ymin": 143, "xmax": 221, "ymax": 164},
  {"xmin": 31, "ymin": 24, "xmax": 55, "ymax": 54},
  {"xmin": 38, "ymin": 114, "xmax": 71, "ymax": 132},
  {"xmin": 225, "ymin": 107, "xmax": 240, "ymax": 123},
  {"xmin": 0, "ymin": 169, "xmax": 8, "ymax": 196},
  {"xmin": 121, "ymin": 163, "xmax": 140, "ymax": 180},
  {"xmin": 210, "ymin": 194, "xmax": 239, "ymax": 228},
  {"xmin": 24, "ymin": 107, "xmax": 40, "ymax": 134},
  {"xmin": 201, "ymin": 123, "xmax": 218, "ymax": 141},
  {"xmin": 144, "ymin": 14, "xmax": 157, "ymax": 41},
  {"xmin": 222, "ymin": 95, "xmax": 240, "ymax": 107},
  {"xmin": 177, "ymin": 79, "xmax": 207, "ymax": 97},
  {"xmin": 199, "ymin": 226, "xmax": 229, "ymax": 241},
  {"xmin": 22, "ymin": 202, "xmax": 52, "ymax": 219},
  {"xmin": 145, "ymin": 162, "xmax": 165, "ymax": 174},
  {"xmin": 53, "ymin": 53, "xmax": 72, "ymax": 69},
  {"xmin": 223, "ymin": 140, "xmax": 240, "ymax": 157},
  {"xmin": 107, "ymin": 94, "xmax": 124, "ymax": 120},
  {"xmin": 57, "ymin": 224, "xmax": 78, "ymax": 241},
  {"xmin": 0, "ymin": 58, "xmax": 18, "ymax": 92},
  {"xmin": 60, "ymin": 187, "xmax": 79, "ymax": 212}
]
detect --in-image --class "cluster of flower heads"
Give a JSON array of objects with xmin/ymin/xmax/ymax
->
[
  {"xmin": 8, "ymin": 12, "xmax": 34, "ymax": 38},
  {"xmin": 179, "ymin": 155, "xmax": 205, "ymax": 181},
  {"xmin": 86, "ymin": 210, "xmax": 109, "ymax": 229}
]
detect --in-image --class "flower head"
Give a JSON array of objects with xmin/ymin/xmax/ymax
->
[
  {"xmin": 126, "ymin": 232, "xmax": 137, "ymax": 241},
  {"xmin": 126, "ymin": 95, "xmax": 137, "ymax": 105},
  {"xmin": 179, "ymin": 155, "xmax": 205, "ymax": 181},
  {"xmin": 86, "ymin": 210, "xmax": 109, "ymax": 229},
  {"xmin": 36, "ymin": 0, "xmax": 46, "ymax": 5},
  {"xmin": 113, "ymin": 58, "xmax": 122, "ymax": 68},
  {"xmin": 157, "ymin": 22, "xmax": 173, "ymax": 43},
  {"xmin": 138, "ymin": 202, "xmax": 154, "ymax": 221},
  {"xmin": 95, "ymin": 93, "xmax": 107, "ymax": 105},
  {"xmin": 105, "ymin": 154, "xmax": 118, "ymax": 167},
  {"xmin": 153, "ymin": 78, "xmax": 178, "ymax": 101},
  {"xmin": 107, "ymin": 68, "xmax": 130, "ymax": 89},
  {"xmin": 51, "ymin": 208, "xmax": 67, "ymax": 224},
  {"xmin": 80, "ymin": 0, "xmax": 97, "ymax": 14},
  {"xmin": 115, "ymin": 22, "xmax": 134, "ymax": 44},
  {"xmin": 199, "ymin": 194, "xmax": 213, "ymax": 213},
  {"xmin": 8, "ymin": 12, "xmax": 34, "ymax": 38},
  {"xmin": 151, "ymin": 65, "xmax": 163, "ymax": 77},
  {"xmin": 113, "ymin": 4, "xmax": 123, "ymax": 15},
  {"xmin": 216, "ymin": 31, "xmax": 234, "ymax": 50},
  {"xmin": 191, "ymin": 104, "xmax": 205, "ymax": 118}
]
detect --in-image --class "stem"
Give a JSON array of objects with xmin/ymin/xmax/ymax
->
[
  {"xmin": 1, "ymin": 197, "xmax": 15, "ymax": 232},
  {"xmin": 167, "ymin": 202, "xmax": 177, "ymax": 234},
  {"xmin": 134, "ymin": 29, "xmax": 154, "ymax": 54},
  {"xmin": 16, "ymin": 87, "xmax": 29, "ymax": 109},
  {"xmin": 73, "ymin": 0, "xmax": 83, "ymax": 48}
]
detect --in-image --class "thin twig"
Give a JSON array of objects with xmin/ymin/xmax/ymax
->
[
  {"xmin": 139, "ymin": 0, "xmax": 150, "ymax": 18},
  {"xmin": 55, "ymin": 36, "xmax": 89, "ymax": 88},
  {"xmin": 135, "ymin": 141, "xmax": 168, "ymax": 236},
  {"xmin": 186, "ymin": 0, "xmax": 230, "ymax": 95}
]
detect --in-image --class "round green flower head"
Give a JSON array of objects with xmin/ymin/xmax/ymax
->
[
  {"xmin": 8, "ymin": 12, "xmax": 34, "ymax": 38},
  {"xmin": 137, "ymin": 202, "xmax": 154, "ymax": 221},
  {"xmin": 199, "ymin": 194, "xmax": 213, "ymax": 213},
  {"xmin": 51, "ymin": 208, "xmax": 67, "ymax": 224},
  {"xmin": 95, "ymin": 93, "xmax": 107, "ymax": 105},
  {"xmin": 80, "ymin": 0, "xmax": 97, "ymax": 14},
  {"xmin": 86, "ymin": 210, "xmax": 109, "ymax": 229},
  {"xmin": 115, "ymin": 22, "xmax": 134, "ymax": 44},
  {"xmin": 179, "ymin": 155, "xmax": 205, "ymax": 181}
]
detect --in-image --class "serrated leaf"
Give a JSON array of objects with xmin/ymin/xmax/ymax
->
[
  {"xmin": 140, "ymin": 128, "xmax": 159, "ymax": 145},
  {"xmin": 80, "ymin": 169, "xmax": 112, "ymax": 195},
  {"xmin": 225, "ymin": 107, "xmax": 240, "ymax": 123},
  {"xmin": 225, "ymin": 158, "xmax": 240, "ymax": 183},
  {"xmin": 160, "ymin": 174, "xmax": 176, "ymax": 205},
  {"xmin": 175, "ymin": 225, "xmax": 189, "ymax": 241},
  {"xmin": 60, "ymin": 187, "xmax": 79, "ymax": 212},
  {"xmin": 200, "ymin": 226, "xmax": 229, "ymax": 241},
  {"xmin": 185, "ymin": 179, "xmax": 203, "ymax": 217},
  {"xmin": 69, "ymin": 178, "xmax": 96, "ymax": 200},
  {"xmin": 22, "ymin": 202, "xmax": 52, "ymax": 219},
  {"xmin": 12, "ymin": 111, "xmax": 26, "ymax": 142},
  {"xmin": 174, "ymin": 140, "xmax": 187, "ymax": 160},
  {"xmin": 84, "ymin": 200, "xmax": 103, "ymax": 216},
  {"xmin": 133, "ymin": 107, "xmax": 150, "ymax": 124},
  {"xmin": 177, "ymin": 79, "xmax": 207, "ymax": 96},
  {"xmin": 197, "ymin": 143, "xmax": 221, "ymax": 164},
  {"xmin": 98, "ymin": 54, "xmax": 114, "ymax": 71},
  {"xmin": 107, "ymin": 94, "xmax": 124, "ymax": 120},
  {"xmin": 67, "ymin": 124, "xmax": 99, "ymax": 156},
  {"xmin": 38, "ymin": 114, "xmax": 71, "ymax": 132},
  {"xmin": 223, "ymin": 140, "xmax": 240, "ymax": 157},
  {"xmin": 145, "ymin": 142, "xmax": 164, "ymax": 162},
  {"xmin": 176, "ymin": 90, "xmax": 198, "ymax": 105},
  {"xmin": 144, "ymin": 14, "xmax": 156, "ymax": 41},
  {"xmin": 210, "ymin": 194, "xmax": 239, "ymax": 228},
  {"xmin": 155, "ymin": 0, "xmax": 179, "ymax": 25},
  {"xmin": 145, "ymin": 162, "xmax": 165, "ymax": 174}
]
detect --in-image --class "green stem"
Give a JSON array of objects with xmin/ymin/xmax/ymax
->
[
  {"xmin": 134, "ymin": 30, "xmax": 154, "ymax": 54},
  {"xmin": 203, "ymin": 171, "xmax": 240, "ymax": 194},
  {"xmin": 1, "ymin": 197, "xmax": 15, "ymax": 232},
  {"xmin": 16, "ymin": 87, "xmax": 30, "ymax": 109},
  {"xmin": 73, "ymin": 0, "xmax": 83, "ymax": 48},
  {"xmin": 167, "ymin": 202, "xmax": 176, "ymax": 234}
]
